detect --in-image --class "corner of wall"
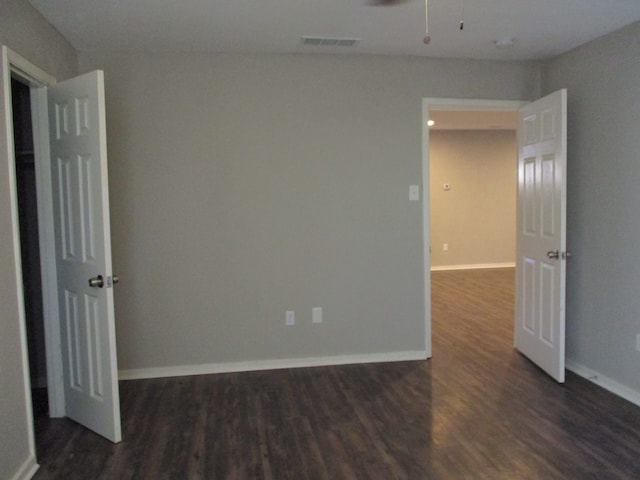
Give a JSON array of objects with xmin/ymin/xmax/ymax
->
[{"xmin": 0, "ymin": 0, "xmax": 79, "ymax": 79}]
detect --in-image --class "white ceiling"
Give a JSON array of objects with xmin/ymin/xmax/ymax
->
[{"xmin": 29, "ymin": 0, "xmax": 640, "ymax": 61}]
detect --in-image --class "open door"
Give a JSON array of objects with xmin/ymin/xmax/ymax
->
[
  {"xmin": 48, "ymin": 70, "xmax": 122, "ymax": 442},
  {"xmin": 515, "ymin": 89, "xmax": 567, "ymax": 383}
]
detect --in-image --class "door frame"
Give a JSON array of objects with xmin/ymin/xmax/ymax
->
[
  {"xmin": 2, "ymin": 45, "xmax": 65, "ymax": 428},
  {"xmin": 421, "ymin": 97, "xmax": 526, "ymax": 355}
]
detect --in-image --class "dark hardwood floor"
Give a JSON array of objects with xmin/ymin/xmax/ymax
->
[{"xmin": 33, "ymin": 268, "xmax": 640, "ymax": 479}]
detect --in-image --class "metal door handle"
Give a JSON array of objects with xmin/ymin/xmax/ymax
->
[
  {"xmin": 547, "ymin": 250, "xmax": 560, "ymax": 259},
  {"xmin": 112, "ymin": 275, "xmax": 119, "ymax": 285},
  {"xmin": 88, "ymin": 275, "xmax": 104, "ymax": 288}
]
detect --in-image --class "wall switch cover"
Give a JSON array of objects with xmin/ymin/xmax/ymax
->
[
  {"xmin": 286, "ymin": 310, "xmax": 295, "ymax": 326},
  {"xmin": 312, "ymin": 307, "xmax": 323, "ymax": 324}
]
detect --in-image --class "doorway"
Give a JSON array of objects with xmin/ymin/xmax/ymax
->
[
  {"xmin": 422, "ymin": 94, "xmax": 569, "ymax": 383},
  {"xmin": 421, "ymin": 98, "xmax": 524, "ymax": 357},
  {"xmin": 11, "ymin": 77, "xmax": 49, "ymax": 426},
  {"xmin": 2, "ymin": 47, "xmax": 66, "ymax": 472},
  {"xmin": 4, "ymin": 48, "xmax": 124, "ymax": 450},
  {"xmin": 427, "ymin": 107, "xmax": 518, "ymax": 360}
]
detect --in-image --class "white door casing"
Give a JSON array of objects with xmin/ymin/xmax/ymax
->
[
  {"xmin": 48, "ymin": 70, "xmax": 122, "ymax": 442},
  {"xmin": 514, "ymin": 89, "xmax": 567, "ymax": 383},
  {"xmin": 422, "ymin": 98, "xmax": 526, "ymax": 360}
]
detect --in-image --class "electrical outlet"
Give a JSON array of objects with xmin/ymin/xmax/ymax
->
[
  {"xmin": 443, "ymin": 243, "xmax": 448, "ymax": 251},
  {"xmin": 286, "ymin": 310, "xmax": 295, "ymax": 326},
  {"xmin": 312, "ymin": 307, "xmax": 323, "ymax": 324}
]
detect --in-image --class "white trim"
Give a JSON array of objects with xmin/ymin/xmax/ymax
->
[
  {"xmin": 421, "ymin": 100, "xmax": 432, "ymax": 359},
  {"xmin": 1, "ymin": 44, "xmax": 38, "ymax": 476},
  {"xmin": 119, "ymin": 351, "xmax": 428, "ymax": 381},
  {"xmin": 2, "ymin": 45, "xmax": 61, "ymax": 478},
  {"xmin": 4, "ymin": 48, "xmax": 63, "ymax": 419},
  {"xmin": 566, "ymin": 360, "xmax": 640, "ymax": 408},
  {"xmin": 3, "ymin": 47, "xmax": 64, "ymax": 420},
  {"xmin": 5, "ymin": 49, "xmax": 54, "ymax": 86},
  {"xmin": 8, "ymin": 455, "xmax": 38, "ymax": 480},
  {"xmin": 430, "ymin": 262, "xmax": 515, "ymax": 272}
]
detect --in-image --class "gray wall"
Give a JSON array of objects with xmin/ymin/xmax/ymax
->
[
  {"xmin": 78, "ymin": 51, "xmax": 539, "ymax": 372},
  {"xmin": 430, "ymin": 130, "xmax": 516, "ymax": 268},
  {"xmin": 0, "ymin": 0, "xmax": 77, "ymax": 81},
  {"xmin": 542, "ymin": 21, "xmax": 640, "ymax": 392},
  {"xmin": 0, "ymin": 1, "xmax": 77, "ymax": 478}
]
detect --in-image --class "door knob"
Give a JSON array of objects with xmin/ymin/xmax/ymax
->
[
  {"xmin": 112, "ymin": 275, "xmax": 119, "ymax": 284},
  {"xmin": 88, "ymin": 275, "xmax": 104, "ymax": 288},
  {"xmin": 547, "ymin": 250, "xmax": 560, "ymax": 259}
]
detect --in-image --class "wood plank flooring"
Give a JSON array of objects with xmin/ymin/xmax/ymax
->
[{"xmin": 32, "ymin": 268, "xmax": 640, "ymax": 479}]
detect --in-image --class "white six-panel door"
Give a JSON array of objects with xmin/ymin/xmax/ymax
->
[
  {"xmin": 515, "ymin": 89, "xmax": 567, "ymax": 383},
  {"xmin": 48, "ymin": 70, "xmax": 121, "ymax": 442}
]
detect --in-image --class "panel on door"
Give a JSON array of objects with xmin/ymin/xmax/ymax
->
[
  {"xmin": 48, "ymin": 70, "xmax": 121, "ymax": 442},
  {"xmin": 515, "ymin": 89, "xmax": 567, "ymax": 383}
]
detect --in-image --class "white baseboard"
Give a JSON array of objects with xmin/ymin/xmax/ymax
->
[
  {"xmin": 566, "ymin": 359, "xmax": 640, "ymax": 408},
  {"xmin": 431, "ymin": 262, "xmax": 515, "ymax": 272},
  {"xmin": 10, "ymin": 456, "xmax": 38, "ymax": 480},
  {"xmin": 119, "ymin": 350, "xmax": 428, "ymax": 381}
]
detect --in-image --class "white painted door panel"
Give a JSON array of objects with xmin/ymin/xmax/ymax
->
[
  {"xmin": 48, "ymin": 70, "xmax": 121, "ymax": 442},
  {"xmin": 515, "ymin": 89, "xmax": 567, "ymax": 383}
]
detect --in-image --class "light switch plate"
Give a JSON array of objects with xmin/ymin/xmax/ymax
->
[{"xmin": 312, "ymin": 307, "xmax": 323, "ymax": 324}]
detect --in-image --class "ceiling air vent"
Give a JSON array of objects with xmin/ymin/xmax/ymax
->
[{"xmin": 302, "ymin": 37, "xmax": 360, "ymax": 47}]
